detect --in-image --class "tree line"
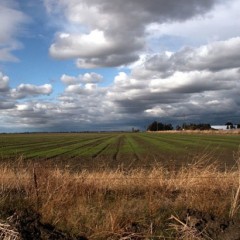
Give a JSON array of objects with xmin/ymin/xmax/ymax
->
[
  {"xmin": 147, "ymin": 121, "xmax": 173, "ymax": 131},
  {"xmin": 147, "ymin": 121, "xmax": 240, "ymax": 131}
]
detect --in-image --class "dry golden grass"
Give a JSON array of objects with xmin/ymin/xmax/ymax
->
[
  {"xmin": 1, "ymin": 151, "xmax": 240, "ymax": 239},
  {"xmin": 153, "ymin": 129, "xmax": 240, "ymax": 135}
]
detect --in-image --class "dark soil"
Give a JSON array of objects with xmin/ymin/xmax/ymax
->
[
  {"xmin": 2, "ymin": 209, "xmax": 88, "ymax": 240},
  {"xmin": 2, "ymin": 208, "xmax": 240, "ymax": 239},
  {"xmin": 173, "ymin": 208, "xmax": 240, "ymax": 240}
]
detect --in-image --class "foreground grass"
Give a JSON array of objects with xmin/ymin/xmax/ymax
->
[{"xmin": 1, "ymin": 152, "xmax": 240, "ymax": 239}]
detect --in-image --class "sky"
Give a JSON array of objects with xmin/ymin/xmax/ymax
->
[{"xmin": 0, "ymin": 0, "xmax": 240, "ymax": 132}]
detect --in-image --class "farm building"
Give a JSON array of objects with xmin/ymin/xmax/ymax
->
[{"xmin": 211, "ymin": 125, "xmax": 238, "ymax": 130}]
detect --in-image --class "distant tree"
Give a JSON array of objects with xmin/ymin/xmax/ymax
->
[
  {"xmin": 198, "ymin": 123, "xmax": 211, "ymax": 130},
  {"xmin": 182, "ymin": 123, "xmax": 187, "ymax": 130},
  {"xmin": 182, "ymin": 123, "xmax": 211, "ymax": 130},
  {"xmin": 147, "ymin": 121, "xmax": 158, "ymax": 131},
  {"xmin": 164, "ymin": 123, "xmax": 173, "ymax": 130},
  {"xmin": 147, "ymin": 121, "xmax": 173, "ymax": 131},
  {"xmin": 176, "ymin": 125, "xmax": 182, "ymax": 131},
  {"xmin": 158, "ymin": 122, "xmax": 164, "ymax": 131},
  {"xmin": 132, "ymin": 127, "xmax": 140, "ymax": 133},
  {"xmin": 225, "ymin": 122, "xmax": 234, "ymax": 129},
  {"xmin": 237, "ymin": 124, "xmax": 240, "ymax": 129}
]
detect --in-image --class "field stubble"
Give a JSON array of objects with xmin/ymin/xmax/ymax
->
[{"xmin": 1, "ymin": 149, "xmax": 240, "ymax": 239}]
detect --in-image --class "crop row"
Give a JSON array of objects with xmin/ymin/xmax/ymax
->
[{"xmin": 0, "ymin": 132, "xmax": 239, "ymax": 168}]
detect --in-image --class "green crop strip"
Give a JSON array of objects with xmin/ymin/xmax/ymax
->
[{"xmin": 0, "ymin": 132, "xmax": 240, "ymax": 168}]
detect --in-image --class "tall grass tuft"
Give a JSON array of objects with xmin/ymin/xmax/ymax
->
[{"xmin": 1, "ymin": 151, "xmax": 240, "ymax": 239}]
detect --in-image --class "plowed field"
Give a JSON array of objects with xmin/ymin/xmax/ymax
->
[{"xmin": 0, "ymin": 132, "xmax": 239, "ymax": 169}]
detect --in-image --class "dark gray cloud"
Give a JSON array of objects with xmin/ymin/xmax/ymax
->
[
  {"xmin": 143, "ymin": 37, "xmax": 240, "ymax": 74},
  {"xmin": 76, "ymin": 54, "xmax": 139, "ymax": 68},
  {"xmin": 93, "ymin": 0, "xmax": 219, "ymax": 23},
  {"xmin": 0, "ymin": 99, "xmax": 15, "ymax": 109}
]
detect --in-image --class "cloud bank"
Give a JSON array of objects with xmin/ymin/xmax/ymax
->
[
  {"xmin": 0, "ymin": 0, "xmax": 240, "ymax": 131},
  {"xmin": 1, "ymin": 35, "xmax": 240, "ymax": 131}
]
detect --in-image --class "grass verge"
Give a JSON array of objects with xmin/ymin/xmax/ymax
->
[{"xmin": 1, "ymin": 151, "xmax": 240, "ymax": 239}]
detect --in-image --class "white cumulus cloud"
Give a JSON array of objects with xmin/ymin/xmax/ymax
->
[
  {"xmin": 61, "ymin": 72, "xmax": 103, "ymax": 85},
  {"xmin": 11, "ymin": 84, "xmax": 53, "ymax": 99},
  {"xmin": 0, "ymin": 1, "xmax": 29, "ymax": 62},
  {"xmin": 0, "ymin": 72, "xmax": 10, "ymax": 92},
  {"xmin": 45, "ymin": 0, "xmax": 223, "ymax": 68}
]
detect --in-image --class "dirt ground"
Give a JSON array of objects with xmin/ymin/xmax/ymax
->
[
  {"xmin": 2, "ymin": 208, "xmax": 240, "ymax": 240},
  {"xmin": 171, "ymin": 208, "xmax": 240, "ymax": 240}
]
